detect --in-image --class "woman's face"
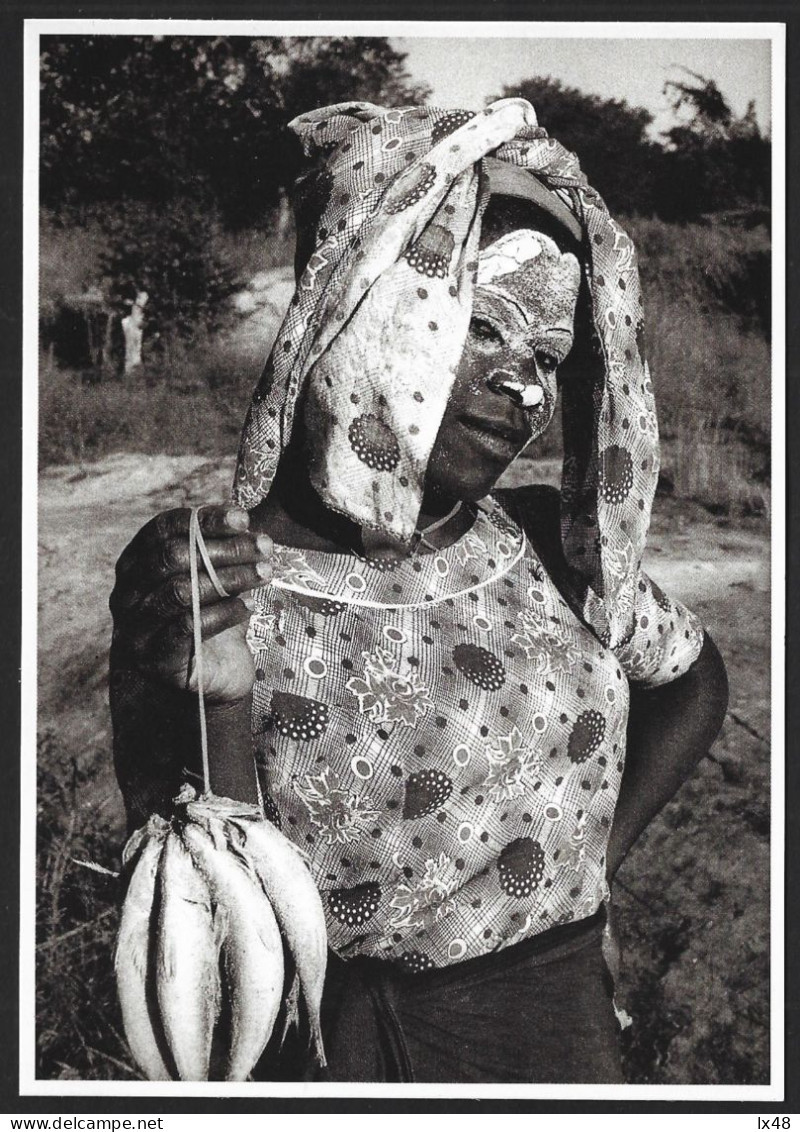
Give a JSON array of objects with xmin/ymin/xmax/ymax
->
[{"xmin": 425, "ymin": 227, "xmax": 581, "ymax": 504}]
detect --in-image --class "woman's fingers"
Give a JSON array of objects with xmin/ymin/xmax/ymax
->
[
  {"xmin": 116, "ymin": 505, "xmax": 253, "ymax": 579},
  {"xmin": 134, "ymin": 561, "xmax": 272, "ymax": 621},
  {"xmin": 169, "ymin": 598, "xmax": 253, "ymax": 649},
  {"xmin": 111, "ymin": 505, "xmax": 264, "ymax": 699},
  {"xmin": 125, "ymin": 531, "xmax": 275, "ymax": 588},
  {"xmin": 133, "ymin": 598, "xmax": 253, "ymax": 674}
]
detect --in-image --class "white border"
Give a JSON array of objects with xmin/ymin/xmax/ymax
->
[
  {"xmin": 21, "ymin": 18, "xmax": 786, "ymax": 1102},
  {"xmin": 21, "ymin": 14, "xmax": 41, "ymax": 1103},
  {"xmin": 21, "ymin": 18, "xmax": 785, "ymax": 36},
  {"xmin": 768, "ymin": 12, "xmax": 787, "ymax": 1113}
]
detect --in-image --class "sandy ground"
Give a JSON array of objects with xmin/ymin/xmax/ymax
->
[{"xmin": 36, "ymin": 452, "xmax": 772, "ymax": 1084}]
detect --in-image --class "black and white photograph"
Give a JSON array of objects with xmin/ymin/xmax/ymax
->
[{"xmin": 21, "ymin": 19, "xmax": 784, "ymax": 1101}]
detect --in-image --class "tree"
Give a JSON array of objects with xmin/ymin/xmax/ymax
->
[
  {"xmin": 99, "ymin": 197, "xmax": 237, "ymax": 350},
  {"xmin": 40, "ymin": 35, "xmax": 430, "ymax": 228},
  {"xmin": 658, "ymin": 70, "xmax": 771, "ymax": 220},
  {"xmin": 40, "ymin": 35, "xmax": 430, "ymax": 345}
]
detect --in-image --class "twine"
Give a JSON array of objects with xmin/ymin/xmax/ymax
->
[{"xmin": 188, "ymin": 507, "xmax": 230, "ymax": 796}]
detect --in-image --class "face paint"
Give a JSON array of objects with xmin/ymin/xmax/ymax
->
[
  {"xmin": 476, "ymin": 230, "xmax": 554, "ymax": 285},
  {"xmin": 468, "ymin": 229, "xmax": 581, "ymax": 439},
  {"xmin": 426, "ymin": 229, "xmax": 581, "ymax": 503}
]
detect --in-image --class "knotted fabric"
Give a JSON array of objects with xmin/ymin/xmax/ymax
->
[{"xmin": 234, "ymin": 97, "xmax": 661, "ymax": 653}]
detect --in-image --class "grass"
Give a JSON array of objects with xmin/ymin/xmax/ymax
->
[
  {"xmin": 36, "ymin": 729, "xmax": 135, "ymax": 1080},
  {"xmin": 38, "ymin": 352, "xmax": 257, "ymax": 468},
  {"xmin": 629, "ymin": 217, "xmax": 771, "ymax": 519},
  {"xmin": 209, "ymin": 214, "xmax": 296, "ymax": 283},
  {"xmin": 662, "ymin": 427, "xmax": 770, "ymax": 519}
]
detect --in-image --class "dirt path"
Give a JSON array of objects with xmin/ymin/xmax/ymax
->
[{"xmin": 36, "ymin": 452, "xmax": 772, "ymax": 1084}]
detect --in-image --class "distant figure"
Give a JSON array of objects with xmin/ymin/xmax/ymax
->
[{"xmin": 121, "ymin": 290, "xmax": 148, "ymax": 374}]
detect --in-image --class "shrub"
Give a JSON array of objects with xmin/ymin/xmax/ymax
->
[
  {"xmin": 39, "ymin": 211, "xmax": 108, "ymax": 322},
  {"xmin": 100, "ymin": 198, "xmax": 238, "ymax": 346},
  {"xmin": 626, "ymin": 216, "xmax": 771, "ymax": 336}
]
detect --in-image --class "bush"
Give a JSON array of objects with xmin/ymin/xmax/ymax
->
[
  {"xmin": 101, "ymin": 198, "xmax": 238, "ymax": 345},
  {"xmin": 619, "ymin": 215, "xmax": 771, "ymax": 517},
  {"xmin": 39, "ymin": 211, "xmax": 108, "ymax": 322},
  {"xmin": 626, "ymin": 215, "xmax": 771, "ymax": 336}
]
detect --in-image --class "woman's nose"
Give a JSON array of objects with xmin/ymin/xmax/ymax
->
[{"xmin": 486, "ymin": 370, "xmax": 545, "ymax": 409}]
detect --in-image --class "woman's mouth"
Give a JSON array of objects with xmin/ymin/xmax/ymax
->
[{"xmin": 457, "ymin": 412, "xmax": 529, "ymax": 454}]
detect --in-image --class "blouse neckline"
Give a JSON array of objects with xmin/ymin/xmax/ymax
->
[{"xmin": 266, "ymin": 495, "xmax": 527, "ymax": 611}]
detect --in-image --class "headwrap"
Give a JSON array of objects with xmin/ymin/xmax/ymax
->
[{"xmin": 234, "ymin": 98, "xmax": 661, "ymax": 653}]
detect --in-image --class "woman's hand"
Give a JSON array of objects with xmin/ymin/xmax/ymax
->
[
  {"xmin": 602, "ymin": 899, "xmax": 622, "ymax": 988},
  {"xmin": 110, "ymin": 505, "xmax": 273, "ymax": 704}
]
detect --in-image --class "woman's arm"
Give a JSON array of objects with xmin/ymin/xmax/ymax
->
[
  {"xmin": 605, "ymin": 630, "xmax": 729, "ymax": 879},
  {"xmin": 111, "ymin": 647, "xmax": 260, "ymax": 832},
  {"xmin": 110, "ymin": 504, "xmax": 270, "ymax": 831}
]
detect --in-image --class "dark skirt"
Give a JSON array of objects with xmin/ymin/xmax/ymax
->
[{"xmin": 300, "ymin": 909, "xmax": 623, "ymax": 1084}]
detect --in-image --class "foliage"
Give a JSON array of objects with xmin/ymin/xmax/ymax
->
[
  {"xmin": 39, "ymin": 210, "xmax": 107, "ymax": 320},
  {"xmin": 99, "ymin": 198, "xmax": 237, "ymax": 342},
  {"xmin": 659, "ymin": 70, "xmax": 771, "ymax": 220},
  {"xmin": 628, "ymin": 214, "xmax": 770, "ymax": 341},
  {"xmin": 40, "ymin": 35, "xmax": 428, "ymax": 227},
  {"xmin": 40, "ymin": 35, "xmax": 428, "ymax": 345}
]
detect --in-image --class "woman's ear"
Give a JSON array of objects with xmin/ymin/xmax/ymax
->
[{"xmin": 556, "ymin": 275, "xmax": 597, "ymax": 391}]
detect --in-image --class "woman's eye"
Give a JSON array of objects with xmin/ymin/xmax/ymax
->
[
  {"xmin": 469, "ymin": 317, "xmax": 503, "ymax": 346},
  {"xmin": 535, "ymin": 350, "xmax": 559, "ymax": 375}
]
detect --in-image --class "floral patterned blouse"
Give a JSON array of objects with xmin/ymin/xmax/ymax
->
[{"xmin": 246, "ymin": 494, "xmax": 704, "ymax": 972}]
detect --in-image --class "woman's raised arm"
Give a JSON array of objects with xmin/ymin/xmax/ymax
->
[{"xmin": 605, "ymin": 631, "xmax": 729, "ymax": 879}]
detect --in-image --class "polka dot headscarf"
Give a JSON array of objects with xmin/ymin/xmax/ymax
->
[{"xmin": 234, "ymin": 97, "xmax": 661, "ymax": 653}]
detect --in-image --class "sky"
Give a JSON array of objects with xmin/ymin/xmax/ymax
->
[{"xmin": 392, "ymin": 36, "xmax": 772, "ymax": 139}]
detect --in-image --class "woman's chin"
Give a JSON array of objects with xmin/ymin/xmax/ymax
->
[
  {"xmin": 430, "ymin": 466, "xmax": 513, "ymax": 503},
  {"xmin": 425, "ymin": 430, "xmax": 525, "ymax": 502}
]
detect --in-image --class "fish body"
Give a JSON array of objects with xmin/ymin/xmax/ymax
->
[
  {"xmin": 183, "ymin": 822, "xmax": 284, "ymax": 1081},
  {"xmin": 115, "ymin": 828, "xmax": 171, "ymax": 1081},
  {"xmin": 232, "ymin": 817, "xmax": 328, "ymax": 1065},
  {"xmin": 154, "ymin": 830, "xmax": 220, "ymax": 1080}
]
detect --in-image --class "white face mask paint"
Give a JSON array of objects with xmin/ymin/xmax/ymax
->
[
  {"xmin": 473, "ymin": 229, "xmax": 581, "ymax": 412},
  {"xmin": 476, "ymin": 229, "xmax": 552, "ymax": 286}
]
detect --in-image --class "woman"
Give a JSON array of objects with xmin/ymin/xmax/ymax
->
[{"xmin": 109, "ymin": 99, "xmax": 728, "ymax": 1083}]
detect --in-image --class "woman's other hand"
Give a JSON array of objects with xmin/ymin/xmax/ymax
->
[{"xmin": 110, "ymin": 505, "xmax": 273, "ymax": 704}]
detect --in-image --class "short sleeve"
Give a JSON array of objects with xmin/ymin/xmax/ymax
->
[{"xmin": 613, "ymin": 572, "xmax": 705, "ymax": 687}]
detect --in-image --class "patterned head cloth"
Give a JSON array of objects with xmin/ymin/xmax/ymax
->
[{"xmin": 233, "ymin": 97, "xmax": 659, "ymax": 652}]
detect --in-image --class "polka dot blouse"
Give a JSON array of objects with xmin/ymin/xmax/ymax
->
[{"xmin": 247, "ymin": 496, "xmax": 704, "ymax": 971}]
